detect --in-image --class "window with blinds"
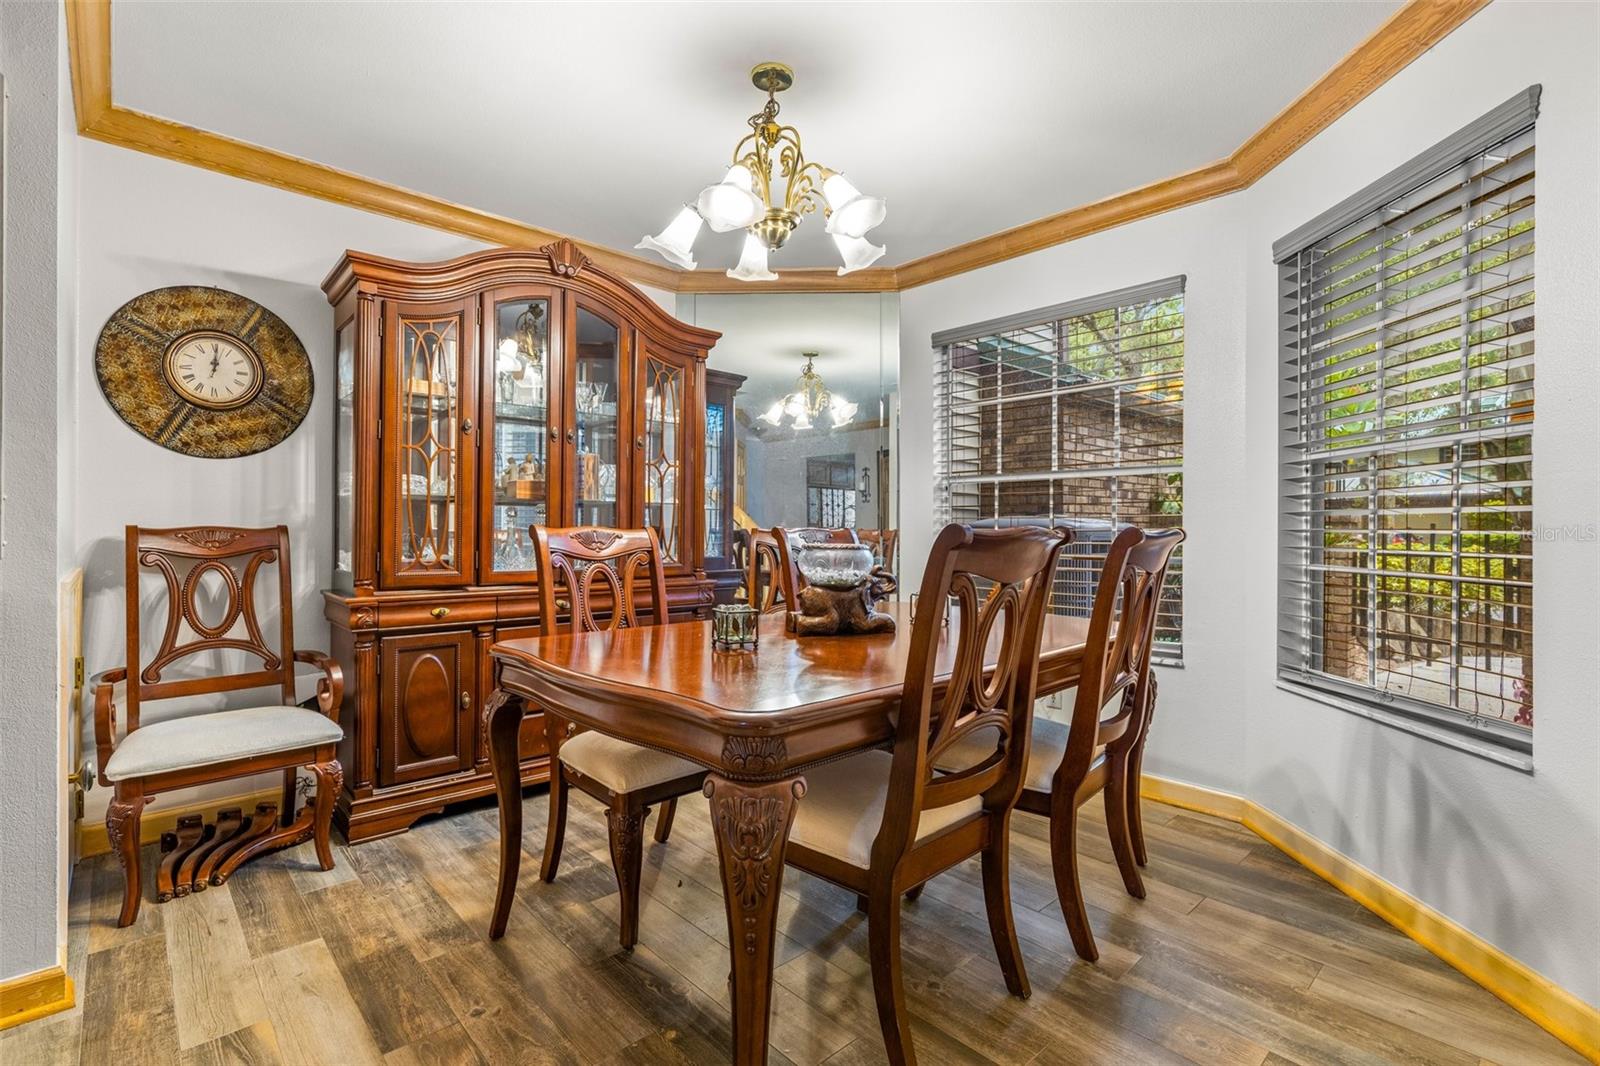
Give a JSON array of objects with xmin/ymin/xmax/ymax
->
[
  {"xmin": 933, "ymin": 277, "xmax": 1185, "ymax": 662},
  {"xmin": 1276, "ymin": 87, "xmax": 1538, "ymax": 751}
]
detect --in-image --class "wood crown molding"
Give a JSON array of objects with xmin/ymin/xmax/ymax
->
[
  {"xmin": 0, "ymin": 966, "xmax": 74, "ymax": 1032},
  {"xmin": 1142, "ymin": 774, "xmax": 1600, "ymax": 1063},
  {"xmin": 64, "ymin": 0, "xmax": 1487, "ymax": 293}
]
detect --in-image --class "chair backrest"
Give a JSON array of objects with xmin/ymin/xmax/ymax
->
[
  {"xmin": 872, "ymin": 524, "xmax": 1070, "ymax": 868},
  {"xmin": 1056, "ymin": 526, "xmax": 1185, "ymax": 786},
  {"xmin": 124, "ymin": 525, "xmax": 298, "ymax": 733},
  {"xmin": 745, "ymin": 529, "xmax": 787, "ymax": 613},
  {"xmin": 532, "ymin": 526, "xmax": 669, "ymax": 634},
  {"xmin": 858, "ymin": 528, "xmax": 898, "ymax": 572}
]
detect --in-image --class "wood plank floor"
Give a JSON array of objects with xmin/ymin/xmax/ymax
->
[{"xmin": 4, "ymin": 790, "xmax": 1581, "ymax": 1066}]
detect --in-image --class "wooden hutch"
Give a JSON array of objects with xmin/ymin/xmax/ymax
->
[{"xmin": 321, "ymin": 242, "xmax": 724, "ymax": 842}]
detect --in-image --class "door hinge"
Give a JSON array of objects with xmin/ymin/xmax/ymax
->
[
  {"xmin": 73, "ymin": 656, "xmax": 85, "ymax": 691},
  {"xmin": 377, "ymin": 417, "xmax": 383, "ymax": 439}
]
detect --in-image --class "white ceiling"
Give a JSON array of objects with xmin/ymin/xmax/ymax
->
[{"xmin": 113, "ymin": 1, "xmax": 1397, "ymax": 272}]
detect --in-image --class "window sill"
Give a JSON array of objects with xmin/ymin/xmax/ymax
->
[{"xmin": 1274, "ymin": 680, "xmax": 1534, "ymax": 773}]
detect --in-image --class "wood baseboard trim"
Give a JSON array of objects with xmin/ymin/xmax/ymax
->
[
  {"xmin": 1141, "ymin": 773, "xmax": 1600, "ymax": 1062},
  {"xmin": 64, "ymin": 0, "xmax": 1488, "ymax": 293},
  {"xmin": 77, "ymin": 786, "xmax": 280, "ymax": 858},
  {"xmin": 0, "ymin": 966, "xmax": 74, "ymax": 1032}
]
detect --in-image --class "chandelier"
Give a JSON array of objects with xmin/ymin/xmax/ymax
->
[
  {"xmin": 636, "ymin": 63, "xmax": 887, "ymax": 281},
  {"xmin": 759, "ymin": 352, "xmax": 857, "ymax": 429}
]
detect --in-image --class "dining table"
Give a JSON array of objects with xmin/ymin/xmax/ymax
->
[{"xmin": 485, "ymin": 599, "xmax": 1091, "ymax": 1065}]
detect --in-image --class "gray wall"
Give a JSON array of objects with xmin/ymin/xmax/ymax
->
[{"xmin": 0, "ymin": 0, "xmax": 69, "ymax": 982}]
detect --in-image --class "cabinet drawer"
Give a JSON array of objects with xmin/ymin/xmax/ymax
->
[
  {"xmin": 379, "ymin": 597, "xmax": 497, "ymax": 630},
  {"xmin": 379, "ymin": 629, "xmax": 476, "ymax": 787}
]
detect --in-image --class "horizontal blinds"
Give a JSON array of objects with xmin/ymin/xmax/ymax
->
[
  {"xmin": 934, "ymin": 279, "xmax": 1184, "ymax": 660},
  {"xmin": 1278, "ymin": 111, "xmax": 1535, "ymax": 748}
]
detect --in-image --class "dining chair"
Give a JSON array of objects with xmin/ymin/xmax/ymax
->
[
  {"xmin": 745, "ymin": 529, "xmax": 787, "ymax": 613},
  {"xmin": 936, "ymin": 525, "xmax": 1184, "ymax": 962},
  {"xmin": 530, "ymin": 525, "xmax": 706, "ymax": 950},
  {"xmin": 783, "ymin": 523, "xmax": 1070, "ymax": 1064},
  {"xmin": 858, "ymin": 528, "xmax": 899, "ymax": 572},
  {"xmin": 92, "ymin": 525, "xmax": 344, "ymax": 927}
]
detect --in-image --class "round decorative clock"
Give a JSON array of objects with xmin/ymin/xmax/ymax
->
[{"xmin": 95, "ymin": 286, "xmax": 313, "ymax": 458}]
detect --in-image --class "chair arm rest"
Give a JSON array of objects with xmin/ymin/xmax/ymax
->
[
  {"xmin": 91, "ymin": 667, "xmax": 128, "ymax": 787},
  {"xmin": 294, "ymin": 650, "xmax": 344, "ymax": 723}
]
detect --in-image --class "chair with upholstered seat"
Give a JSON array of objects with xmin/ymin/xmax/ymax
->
[
  {"xmin": 93, "ymin": 525, "xmax": 343, "ymax": 927},
  {"xmin": 783, "ymin": 523, "xmax": 1069, "ymax": 1064},
  {"xmin": 935, "ymin": 525, "xmax": 1184, "ymax": 962},
  {"xmin": 529, "ymin": 525, "xmax": 705, "ymax": 950}
]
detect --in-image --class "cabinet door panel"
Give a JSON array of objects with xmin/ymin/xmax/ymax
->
[
  {"xmin": 381, "ymin": 299, "xmax": 476, "ymax": 587},
  {"xmin": 379, "ymin": 629, "xmax": 475, "ymax": 786},
  {"xmin": 636, "ymin": 343, "xmax": 699, "ymax": 575},
  {"xmin": 567, "ymin": 299, "xmax": 627, "ymax": 530}
]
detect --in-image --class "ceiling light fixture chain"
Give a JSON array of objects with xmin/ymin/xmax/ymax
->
[{"xmin": 636, "ymin": 63, "xmax": 887, "ymax": 281}]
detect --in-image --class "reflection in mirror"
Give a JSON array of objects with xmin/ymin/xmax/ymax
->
[{"xmin": 680, "ymin": 292, "xmax": 899, "ymax": 597}]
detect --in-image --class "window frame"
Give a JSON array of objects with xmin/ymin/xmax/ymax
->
[
  {"xmin": 932, "ymin": 276, "xmax": 1186, "ymax": 664},
  {"xmin": 1274, "ymin": 86, "xmax": 1540, "ymax": 755}
]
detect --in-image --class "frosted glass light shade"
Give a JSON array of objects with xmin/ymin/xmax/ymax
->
[
  {"xmin": 822, "ymin": 172, "xmax": 886, "ymax": 238},
  {"xmin": 760, "ymin": 400, "xmax": 786, "ymax": 425},
  {"xmin": 832, "ymin": 233, "xmax": 886, "ymax": 275},
  {"xmin": 697, "ymin": 164, "xmax": 765, "ymax": 233},
  {"xmin": 828, "ymin": 396, "xmax": 858, "ymax": 426},
  {"xmin": 634, "ymin": 206, "xmax": 702, "ymax": 269},
  {"xmin": 727, "ymin": 233, "xmax": 778, "ymax": 281},
  {"xmin": 495, "ymin": 338, "xmax": 522, "ymax": 372}
]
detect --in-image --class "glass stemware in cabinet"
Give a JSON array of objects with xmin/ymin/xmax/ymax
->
[
  {"xmin": 574, "ymin": 308, "xmax": 619, "ymax": 529},
  {"xmin": 490, "ymin": 299, "xmax": 551, "ymax": 574}
]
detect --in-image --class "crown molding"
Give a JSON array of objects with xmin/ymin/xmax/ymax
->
[{"xmin": 65, "ymin": 0, "xmax": 1488, "ymax": 294}]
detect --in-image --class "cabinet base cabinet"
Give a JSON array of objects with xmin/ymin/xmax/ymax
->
[{"xmin": 335, "ymin": 754, "xmax": 551, "ymax": 844}]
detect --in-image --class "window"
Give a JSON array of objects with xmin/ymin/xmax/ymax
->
[
  {"xmin": 806, "ymin": 454, "xmax": 857, "ymax": 527},
  {"xmin": 1275, "ymin": 88, "xmax": 1538, "ymax": 751},
  {"xmin": 933, "ymin": 277, "xmax": 1185, "ymax": 662}
]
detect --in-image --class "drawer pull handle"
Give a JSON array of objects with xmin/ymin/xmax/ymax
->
[
  {"xmin": 431, "ymin": 606, "xmax": 451, "ymax": 620},
  {"xmin": 460, "ymin": 691, "xmax": 472, "ymax": 710}
]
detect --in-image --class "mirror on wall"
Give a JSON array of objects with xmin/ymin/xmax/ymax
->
[{"xmin": 681, "ymin": 291, "xmax": 899, "ymax": 572}]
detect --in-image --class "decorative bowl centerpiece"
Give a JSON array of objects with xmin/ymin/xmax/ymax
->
[{"xmin": 788, "ymin": 539, "xmax": 897, "ymax": 636}]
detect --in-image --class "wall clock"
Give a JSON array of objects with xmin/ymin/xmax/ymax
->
[{"xmin": 95, "ymin": 286, "xmax": 313, "ymax": 458}]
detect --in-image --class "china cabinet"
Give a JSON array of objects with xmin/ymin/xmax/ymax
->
[{"xmin": 322, "ymin": 242, "xmax": 720, "ymax": 841}]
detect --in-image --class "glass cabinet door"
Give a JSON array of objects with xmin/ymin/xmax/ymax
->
[
  {"xmin": 482, "ymin": 291, "xmax": 558, "ymax": 579},
  {"xmin": 333, "ymin": 318, "xmax": 356, "ymax": 590},
  {"xmin": 572, "ymin": 306, "xmax": 621, "ymax": 529},
  {"xmin": 382, "ymin": 301, "xmax": 475, "ymax": 586},
  {"xmin": 640, "ymin": 348, "xmax": 690, "ymax": 566},
  {"xmin": 704, "ymin": 397, "xmax": 727, "ymax": 563}
]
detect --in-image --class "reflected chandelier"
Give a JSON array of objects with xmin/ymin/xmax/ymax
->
[
  {"xmin": 636, "ymin": 63, "xmax": 887, "ymax": 281},
  {"xmin": 760, "ymin": 352, "xmax": 857, "ymax": 429}
]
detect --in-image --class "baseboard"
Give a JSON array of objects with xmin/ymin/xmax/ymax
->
[
  {"xmin": 77, "ymin": 786, "xmax": 281, "ymax": 858},
  {"xmin": 1142, "ymin": 774, "xmax": 1600, "ymax": 1063},
  {"xmin": 0, "ymin": 966, "xmax": 74, "ymax": 1032}
]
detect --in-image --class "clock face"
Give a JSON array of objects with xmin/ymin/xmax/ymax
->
[{"xmin": 163, "ymin": 331, "xmax": 264, "ymax": 410}]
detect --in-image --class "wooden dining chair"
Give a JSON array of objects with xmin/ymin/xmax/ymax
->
[
  {"xmin": 529, "ymin": 525, "xmax": 707, "ymax": 950},
  {"xmin": 744, "ymin": 529, "xmax": 788, "ymax": 613},
  {"xmin": 92, "ymin": 525, "xmax": 343, "ymax": 927},
  {"xmin": 858, "ymin": 528, "xmax": 899, "ymax": 572},
  {"xmin": 784, "ymin": 523, "xmax": 1070, "ymax": 1064},
  {"xmin": 937, "ymin": 525, "xmax": 1184, "ymax": 962}
]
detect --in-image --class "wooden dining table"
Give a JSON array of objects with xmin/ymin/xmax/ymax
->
[{"xmin": 486, "ymin": 600, "xmax": 1091, "ymax": 1065}]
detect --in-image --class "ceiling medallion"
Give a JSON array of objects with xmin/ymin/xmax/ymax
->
[
  {"xmin": 636, "ymin": 63, "xmax": 887, "ymax": 281},
  {"xmin": 759, "ymin": 352, "xmax": 857, "ymax": 430}
]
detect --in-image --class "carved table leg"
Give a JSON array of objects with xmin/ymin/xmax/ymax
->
[
  {"xmin": 486, "ymin": 689, "xmax": 525, "ymax": 940},
  {"xmin": 705, "ymin": 773, "xmax": 805, "ymax": 1066}
]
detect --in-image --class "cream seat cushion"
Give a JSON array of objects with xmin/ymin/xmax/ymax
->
[
  {"xmin": 104, "ymin": 706, "xmax": 342, "ymax": 782},
  {"xmin": 558, "ymin": 731, "xmax": 703, "ymax": 792},
  {"xmin": 791, "ymin": 749, "xmax": 982, "ymax": 869},
  {"xmin": 933, "ymin": 688, "xmax": 1109, "ymax": 794}
]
